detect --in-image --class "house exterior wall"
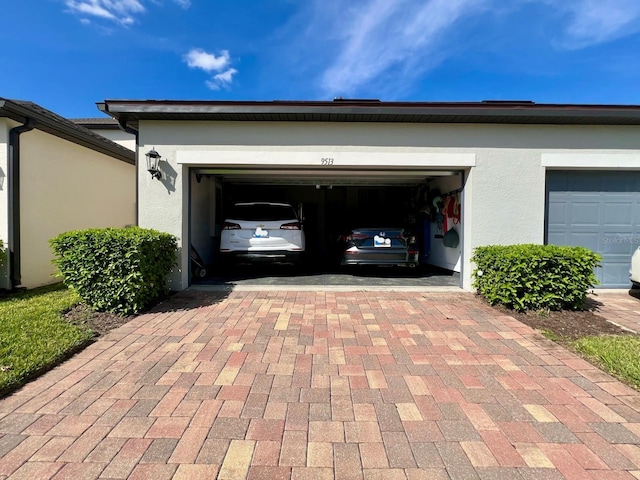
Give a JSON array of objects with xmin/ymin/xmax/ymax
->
[
  {"xmin": 137, "ymin": 120, "xmax": 640, "ymax": 291},
  {"xmin": 19, "ymin": 129, "xmax": 135, "ymax": 288}
]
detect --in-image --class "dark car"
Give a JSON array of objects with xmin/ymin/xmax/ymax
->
[{"xmin": 339, "ymin": 227, "xmax": 419, "ymax": 268}]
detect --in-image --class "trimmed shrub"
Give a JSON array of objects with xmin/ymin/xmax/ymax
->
[
  {"xmin": 471, "ymin": 244, "xmax": 601, "ymax": 312},
  {"xmin": 50, "ymin": 227, "xmax": 177, "ymax": 315},
  {"xmin": 0, "ymin": 239, "xmax": 5, "ymax": 268}
]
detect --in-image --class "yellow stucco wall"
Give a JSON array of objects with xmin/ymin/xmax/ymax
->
[{"xmin": 19, "ymin": 129, "xmax": 135, "ymax": 288}]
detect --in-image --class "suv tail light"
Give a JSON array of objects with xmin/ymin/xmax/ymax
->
[
  {"xmin": 280, "ymin": 222, "xmax": 301, "ymax": 230},
  {"xmin": 345, "ymin": 233, "xmax": 367, "ymax": 242},
  {"xmin": 223, "ymin": 221, "xmax": 241, "ymax": 230}
]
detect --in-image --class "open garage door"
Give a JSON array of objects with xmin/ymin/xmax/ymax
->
[{"xmin": 189, "ymin": 167, "xmax": 464, "ymax": 287}]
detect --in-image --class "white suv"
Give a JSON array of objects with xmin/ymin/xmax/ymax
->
[
  {"xmin": 220, "ymin": 202, "xmax": 305, "ymax": 265},
  {"xmin": 631, "ymin": 246, "xmax": 640, "ymax": 288}
]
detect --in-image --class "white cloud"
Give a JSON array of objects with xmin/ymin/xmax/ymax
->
[
  {"xmin": 214, "ymin": 68, "xmax": 237, "ymax": 84},
  {"xmin": 311, "ymin": 0, "xmax": 640, "ymax": 96},
  {"xmin": 319, "ymin": 0, "xmax": 488, "ymax": 95},
  {"xmin": 184, "ymin": 49, "xmax": 231, "ymax": 73},
  {"xmin": 184, "ymin": 49, "xmax": 237, "ymax": 90},
  {"xmin": 550, "ymin": 0, "xmax": 640, "ymax": 48},
  {"xmin": 65, "ymin": 0, "xmax": 144, "ymax": 25},
  {"xmin": 206, "ymin": 68, "xmax": 238, "ymax": 90},
  {"xmin": 64, "ymin": 0, "xmax": 191, "ymax": 25}
]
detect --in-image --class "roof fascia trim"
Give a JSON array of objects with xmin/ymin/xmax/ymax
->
[{"xmin": 1, "ymin": 100, "xmax": 134, "ymax": 165}]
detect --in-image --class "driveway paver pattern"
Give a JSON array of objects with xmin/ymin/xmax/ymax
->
[
  {"xmin": 1, "ymin": 290, "xmax": 640, "ymax": 479},
  {"xmin": 591, "ymin": 291, "xmax": 640, "ymax": 334}
]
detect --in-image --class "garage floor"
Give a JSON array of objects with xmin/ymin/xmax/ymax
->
[{"xmin": 194, "ymin": 265, "xmax": 461, "ymax": 288}]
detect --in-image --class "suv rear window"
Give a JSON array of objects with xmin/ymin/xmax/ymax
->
[{"xmin": 230, "ymin": 204, "xmax": 297, "ymax": 221}]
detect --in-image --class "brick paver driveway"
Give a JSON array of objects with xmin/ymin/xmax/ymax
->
[{"xmin": 1, "ymin": 290, "xmax": 640, "ymax": 479}]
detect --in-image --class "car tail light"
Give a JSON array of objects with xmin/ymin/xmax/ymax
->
[
  {"xmin": 408, "ymin": 247, "xmax": 419, "ymax": 255},
  {"xmin": 345, "ymin": 233, "xmax": 367, "ymax": 242},
  {"xmin": 223, "ymin": 222, "xmax": 241, "ymax": 230},
  {"xmin": 280, "ymin": 221, "xmax": 301, "ymax": 230}
]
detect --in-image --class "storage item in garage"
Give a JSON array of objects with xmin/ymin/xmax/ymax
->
[
  {"xmin": 191, "ymin": 245, "xmax": 208, "ymax": 278},
  {"xmin": 443, "ymin": 228, "xmax": 459, "ymax": 248},
  {"xmin": 418, "ymin": 215, "xmax": 431, "ymax": 263}
]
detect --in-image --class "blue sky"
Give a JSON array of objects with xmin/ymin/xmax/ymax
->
[{"xmin": 2, "ymin": 0, "xmax": 640, "ymax": 118}]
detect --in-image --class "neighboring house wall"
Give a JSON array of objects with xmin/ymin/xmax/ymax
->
[
  {"xmin": 0, "ymin": 119, "xmax": 10, "ymax": 289},
  {"xmin": 137, "ymin": 120, "xmax": 640, "ymax": 290},
  {"xmin": 92, "ymin": 129, "xmax": 136, "ymax": 151},
  {"xmin": 19, "ymin": 129, "xmax": 135, "ymax": 288}
]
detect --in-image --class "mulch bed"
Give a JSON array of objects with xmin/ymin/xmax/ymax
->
[
  {"xmin": 64, "ymin": 304, "xmax": 136, "ymax": 337},
  {"xmin": 491, "ymin": 297, "xmax": 633, "ymax": 343}
]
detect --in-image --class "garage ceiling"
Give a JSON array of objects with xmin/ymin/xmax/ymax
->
[{"xmin": 194, "ymin": 168, "xmax": 459, "ymax": 186}]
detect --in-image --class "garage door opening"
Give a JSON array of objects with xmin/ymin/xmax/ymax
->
[{"xmin": 189, "ymin": 168, "xmax": 464, "ymax": 287}]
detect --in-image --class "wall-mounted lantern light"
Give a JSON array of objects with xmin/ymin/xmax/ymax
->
[{"xmin": 145, "ymin": 148, "xmax": 163, "ymax": 179}]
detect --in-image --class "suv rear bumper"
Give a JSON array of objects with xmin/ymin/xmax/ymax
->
[{"xmin": 221, "ymin": 250, "xmax": 303, "ymax": 264}]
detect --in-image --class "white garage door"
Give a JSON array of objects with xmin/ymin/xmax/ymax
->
[{"xmin": 546, "ymin": 171, "xmax": 640, "ymax": 288}]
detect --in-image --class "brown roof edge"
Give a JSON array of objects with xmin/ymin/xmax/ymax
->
[
  {"xmin": 98, "ymin": 99, "xmax": 640, "ymax": 126},
  {"xmin": 0, "ymin": 98, "xmax": 134, "ymax": 165},
  {"xmin": 99, "ymin": 98, "xmax": 640, "ymax": 109},
  {"xmin": 71, "ymin": 117, "xmax": 120, "ymax": 129}
]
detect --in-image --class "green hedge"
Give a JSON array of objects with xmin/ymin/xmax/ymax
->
[
  {"xmin": 50, "ymin": 227, "xmax": 177, "ymax": 315},
  {"xmin": 471, "ymin": 244, "xmax": 601, "ymax": 311}
]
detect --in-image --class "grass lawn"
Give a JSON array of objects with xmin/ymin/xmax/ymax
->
[
  {"xmin": 572, "ymin": 335, "xmax": 640, "ymax": 390},
  {"xmin": 492, "ymin": 299, "xmax": 640, "ymax": 391},
  {"xmin": 0, "ymin": 283, "xmax": 94, "ymax": 395}
]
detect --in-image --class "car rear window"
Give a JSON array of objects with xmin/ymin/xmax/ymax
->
[
  {"xmin": 350, "ymin": 228, "xmax": 404, "ymax": 237},
  {"xmin": 230, "ymin": 204, "xmax": 297, "ymax": 221}
]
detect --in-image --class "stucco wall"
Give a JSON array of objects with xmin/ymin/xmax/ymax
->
[
  {"xmin": 137, "ymin": 133, "xmax": 189, "ymax": 290},
  {"xmin": 19, "ymin": 129, "xmax": 135, "ymax": 288},
  {"xmin": 90, "ymin": 129, "xmax": 136, "ymax": 151},
  {"xmin": 137, "ymin": 120, "xmax": 640, "ymax": 290},
  {"xmin": 0, "ymin": 119, "xmax": 10, "ymax": 289}
]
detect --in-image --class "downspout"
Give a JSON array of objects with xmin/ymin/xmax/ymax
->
[
  {"xmin": 117, "ymin": 118, "xmax": 139, "ymax": 225},
  {"xmin": 8, "ymin": 118, "xmax": 35, "ymax": 288}
]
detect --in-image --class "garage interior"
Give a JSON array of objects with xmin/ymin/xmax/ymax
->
[{"xmin": 189, "ymin": 168, "xmax": 464, "ymax": 287}]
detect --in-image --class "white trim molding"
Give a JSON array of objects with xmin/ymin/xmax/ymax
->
[
  {"xmin": 542, "ymin": 153, "xmax": 640, "ymax": 169},
  {"xmin": 177, "ymin": 150, "xmax": 476, "ymax": 168}
]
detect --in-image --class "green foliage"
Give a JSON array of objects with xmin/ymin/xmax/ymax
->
[
  {"xmin": 471, "ymin": 244, "xmax": 601, "ymax": 312},
  {"xmin": 573, "ymin": 335, "xmax": 640, "ymax": 390},
  {"xmin": 50, "ymin": 227, "xmax": 177, "ymax": 315},
  {"xmin": 0, "ymin": 239, "xmax": 5, "ymax": 267},
  {"xmin": 0, "ymin": 284, "xmax": 92, "ymax": 394}
]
